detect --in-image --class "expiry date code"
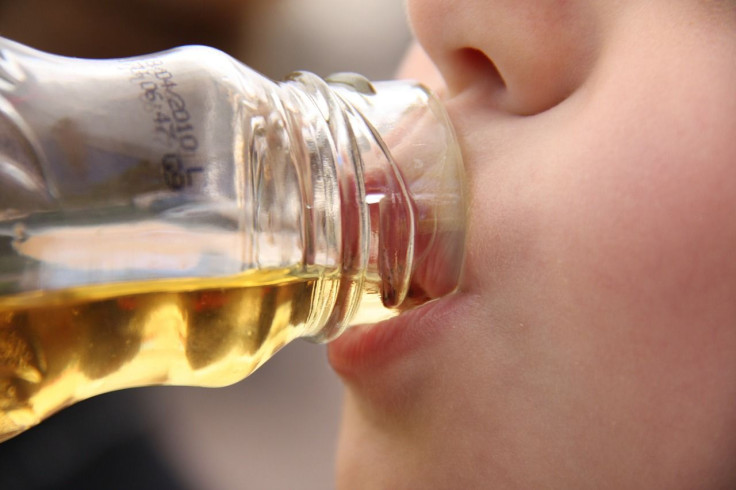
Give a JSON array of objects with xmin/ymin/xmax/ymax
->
[{"xmin": 125, "ymin": 58, "xmax": 203, "ymax": 191}]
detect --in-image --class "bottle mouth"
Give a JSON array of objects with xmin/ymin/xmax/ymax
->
[{"xmin": 325, "ymin": 73, "xmax": 467, "ymax": 308}]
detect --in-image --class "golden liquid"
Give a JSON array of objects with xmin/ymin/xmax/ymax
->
[{"xmin": 0, "ymin": 268, "xmax": 343, "ymax": 442}]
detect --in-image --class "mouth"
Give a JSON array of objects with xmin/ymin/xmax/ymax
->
[{"xmin": 327, "ymin": 291, "xmax": 467, "ymax": 380}]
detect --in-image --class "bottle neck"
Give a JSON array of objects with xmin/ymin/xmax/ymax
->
[{"xmin": 280, "ymin": 72, "xmax": 466, "ymax": 340}]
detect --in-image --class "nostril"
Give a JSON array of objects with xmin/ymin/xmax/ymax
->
[
  {"xmin": 449, "ymin": 45, "xmax": 588, "ymax": 115},
  {"xmin": 445, "ymin": 47, "xmax": 506, "ymax": 100}
]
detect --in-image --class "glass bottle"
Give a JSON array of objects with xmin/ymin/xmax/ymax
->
[{"xmin": 0, "ymin": 37, "xmax": 466, "ymax": 441}]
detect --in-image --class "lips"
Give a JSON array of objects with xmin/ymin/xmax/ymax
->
[{"xmin": 326, "ymin": 291, "xmax": 466, "ymax": 379}]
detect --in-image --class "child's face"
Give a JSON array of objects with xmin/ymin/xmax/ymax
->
[{"xmin": 328, "ymin": 1, "xmax": 736, "ymax": 488}]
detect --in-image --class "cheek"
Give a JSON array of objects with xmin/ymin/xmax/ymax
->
[
  {"xmin": 549, "ymin": 108, "xmax": 736, "ymax": 387},
  {"xmin": 550, "ymin": 83, "xmax": 736, "ymax": 335},
  {"xmin": 447, "ymin": 88, "xmax": 736, "ymax": 483},
  {"xmin": 463, "ymin": 95, "xmax": 736, "ymax": 350},
  {"xmin": 457, "ymin": 38, "xmax": 736, "ymax": 341}
]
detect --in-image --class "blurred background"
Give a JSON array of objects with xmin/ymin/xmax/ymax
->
[{"xmin": 0, "ymin": 1, "xmax": 412, "ymax": 489}]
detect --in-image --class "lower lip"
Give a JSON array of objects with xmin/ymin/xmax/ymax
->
[{"xmin": 327, "ymin": 292, "xmax": 464, "ymax": 379}]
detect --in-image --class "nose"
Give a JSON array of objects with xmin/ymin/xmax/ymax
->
[{"xmin": 406, "ymin": 0, "xmax": 603, "ymax": 115}]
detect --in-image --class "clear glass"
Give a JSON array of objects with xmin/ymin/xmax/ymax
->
[{"xmin": 0, "ymin": 37, "xmax": 466, "ymax": 441}]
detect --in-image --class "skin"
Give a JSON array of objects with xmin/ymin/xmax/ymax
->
[{"xmin": 330, "ymin": 1, "xmax": 736, "ymax": 488}]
